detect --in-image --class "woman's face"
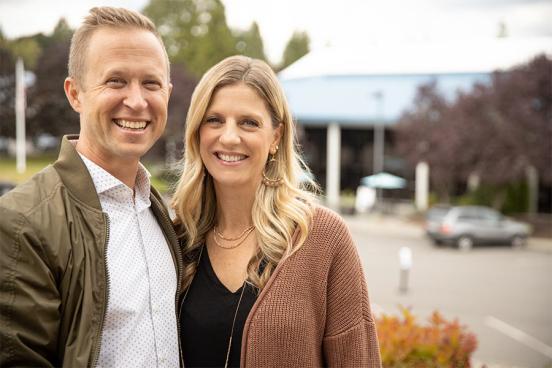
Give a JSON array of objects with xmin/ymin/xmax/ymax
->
[{"xmin": 199, "ymin": 82, "xmax": 282, "ymax": 191}]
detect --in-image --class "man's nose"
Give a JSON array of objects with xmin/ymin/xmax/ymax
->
[{"xmin": 123, "ymin": 82, "xmax": 148, "ymax": 110}]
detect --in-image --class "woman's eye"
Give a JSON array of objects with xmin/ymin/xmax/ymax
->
[
  {"xmin": 204, "ymin": 116, "xmax": 221, "ymax": 124},
  {"xmin": 242, "ymin": 119, "xmax": 260, "ymax": 127}
]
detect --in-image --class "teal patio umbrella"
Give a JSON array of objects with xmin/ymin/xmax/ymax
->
[{"xmin": 360, "ymin": 172, "xmax": 406, "ymax": 189}]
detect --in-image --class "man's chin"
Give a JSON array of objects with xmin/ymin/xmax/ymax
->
[{"xmin": 110, "ymin": 143, "xmax": 153, "ymax": 162}]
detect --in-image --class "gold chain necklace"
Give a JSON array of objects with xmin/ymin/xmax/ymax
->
[
  {"xmin": 214, "ymin": 225, "xmax": 255, "ymax": 241},
  {"xmin": 224, "ymin": 282, "xmax": 246, "ymax": 368},
  {"xmin": 213, "ymin": 226, "xmax": 255, "ymax": 249}
]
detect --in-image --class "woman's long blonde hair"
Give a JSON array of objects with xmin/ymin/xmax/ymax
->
[{"xmin": 172, "ymin": 55, "xmax": 318, "ymax": 291}]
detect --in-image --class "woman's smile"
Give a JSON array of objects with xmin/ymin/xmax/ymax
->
[{"xmin": 215, "ymin": 151, "xmax": 248, "ymax": 164}]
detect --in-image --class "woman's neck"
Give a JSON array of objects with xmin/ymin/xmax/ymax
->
[{"xmin": 214, "ymin": 185, "xmax": 256, "ymax": 234}]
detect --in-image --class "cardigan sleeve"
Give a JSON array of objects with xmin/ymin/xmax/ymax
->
[{"xmin": 320, "ymin": 211, "xmax": 382, "ymax": 367}]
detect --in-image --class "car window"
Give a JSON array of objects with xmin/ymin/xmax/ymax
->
[
  {"xmin": 456, "ymin": 208, "xmax": 481, "ymax": 221},
  {"xmin": 479, "ymin": 209, "xmax": 501, "ymax": 221}
]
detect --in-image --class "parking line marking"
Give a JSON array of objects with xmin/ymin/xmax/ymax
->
[{"xmin": 485, "ymin": 315, "xmax": 552, "ymax": 359}]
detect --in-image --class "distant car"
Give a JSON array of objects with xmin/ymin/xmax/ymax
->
[
  {"xmin": 0, "ymin": 181, "xmax": 16, "ymax": 196},
  {"xmin": 425, "ymin": 205, "xmax": 531, "ymax": 250},
  {"xmin": 35, "ymin": 134, "xmax": 60, "ymax": 151}
]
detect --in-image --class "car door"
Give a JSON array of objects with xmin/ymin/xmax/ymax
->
[{"xmin": 477, "ymin": 208, "xmax": 507, "ymax": 242}]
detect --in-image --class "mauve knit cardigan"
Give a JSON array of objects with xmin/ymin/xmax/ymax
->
[{"xmin": 239, "ymin": 205, "xmax": 382, "ymax": 367}]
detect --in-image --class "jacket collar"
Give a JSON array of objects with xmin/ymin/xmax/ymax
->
[{"xmin": 53, "ymin": 134, "xmax": 103, "ymax": 211}]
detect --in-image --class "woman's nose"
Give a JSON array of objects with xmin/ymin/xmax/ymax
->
[{"xmin": 219, "ymin": 122, "xmax": 240, "ymax": 145}]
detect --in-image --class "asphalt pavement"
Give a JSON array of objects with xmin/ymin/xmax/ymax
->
[{"xmin": 343, "ymin": 213, "xmax": 552, "ymax": 368}]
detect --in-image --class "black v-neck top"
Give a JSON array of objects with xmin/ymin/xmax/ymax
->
[{"xmin": 180, "ymin": 247, "xmax": 258, "ymax": 368}]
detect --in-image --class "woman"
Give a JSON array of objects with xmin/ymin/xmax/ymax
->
[{"xmin": 172, "ymin": 55, "xmax": 381, "ymax": 368}]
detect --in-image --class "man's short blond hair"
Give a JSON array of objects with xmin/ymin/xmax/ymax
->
[{"xmin": 68, "ymin": 6, "xmax": 170, "ymax": 85}]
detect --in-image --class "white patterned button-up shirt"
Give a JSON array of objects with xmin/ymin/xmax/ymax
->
[{"xmin": 80, "ymin": 154, "xmax": 179, "ymax": 368}]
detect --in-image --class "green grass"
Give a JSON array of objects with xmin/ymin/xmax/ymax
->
[
  {"xmin": 148, "ymin": 171, "xmax": 172, "ymax": 194},
  {"xmin": 0, "ymin": 155, "xmax": 174, "ymax": 195},
  {"xmin": 0, "ymin": 155, "xmax": 57, "ymax": 184}
]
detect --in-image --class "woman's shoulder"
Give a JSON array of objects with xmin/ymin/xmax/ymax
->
[
  {"xmin": 301, "ymin": 204, "xmax": 353, "ymax": 251},
  {"xmin": 311, "ymin": 204, "xmax": 349, "ymax": 233}
]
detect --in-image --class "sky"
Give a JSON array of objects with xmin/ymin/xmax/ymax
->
[{"xmin": 0, "ymin": 0, "xmax": 551, "ymax": 64}]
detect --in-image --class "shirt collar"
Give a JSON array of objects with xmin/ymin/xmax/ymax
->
[{"xmin": 79, "ymin": 153, "xmax": 152, "ymax": 210}]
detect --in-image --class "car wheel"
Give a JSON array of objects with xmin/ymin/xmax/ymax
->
[
  {"xmin": 457, "ymin": 235, "xmax": 474, "ymax": 251},
  {"xmin": 511, "ymin": 235, "xmax": 526, "ymax": 249},
  {"xmin": 432, "ymin": 239, "xmax": 444, "ymax": 246}
]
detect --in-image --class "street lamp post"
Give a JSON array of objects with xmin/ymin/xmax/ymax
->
[
  {"xmin": 15, "ymin": 58, "xmax": 26, "ymax": 174},
  {"xmin": 372, "ymin": 91, "xmax": 384, "ymax": 174},
  {"xmin": 372, "ymin": 91, "xmax": 384, "ymax": 201}
]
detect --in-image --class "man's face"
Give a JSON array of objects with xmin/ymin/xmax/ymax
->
[{"xmin": 66, "ymin": 27, "xmax": 171, "ymax": 167}]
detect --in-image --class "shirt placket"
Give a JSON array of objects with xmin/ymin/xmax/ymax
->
[{"xmin": 135, "ymin": 205, "xmax": 175, "ymax": 367}]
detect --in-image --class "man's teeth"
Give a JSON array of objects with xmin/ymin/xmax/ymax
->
[
  {"xmin": 114, "ymin": 119, "xmax": 147, "ymax": 129},
  {"xmin": 218, "ymin": 153, "xmax": 245, "ymax": 162}
]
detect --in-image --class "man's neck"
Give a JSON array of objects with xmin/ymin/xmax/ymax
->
[{"xmin": 75, "ymin": 143, "xmax": 139, "ymax": 189}]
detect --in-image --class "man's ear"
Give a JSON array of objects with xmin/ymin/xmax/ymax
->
[
  {"xmin": 168, "ymin": 82, "xmax": 173, "ymax": 97},
  {"xmin": 64, "ymin": 77, "xmax": 82, "ymax": 113}
]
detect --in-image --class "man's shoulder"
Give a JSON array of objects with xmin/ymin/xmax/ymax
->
[{"xmin": 0, "ymin": 165, "xmax": 63, "ymax": 217}]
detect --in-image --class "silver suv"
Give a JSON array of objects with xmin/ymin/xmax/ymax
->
[{"xmin": 426, "ymin": 205, "xmax": 531, "ymax": 251}]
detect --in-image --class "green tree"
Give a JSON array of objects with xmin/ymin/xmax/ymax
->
[
  {"xmin": 0, "ymin": 27, "xmax": 7, "ymax": 48},
  {"xmin": 280, "ymin": 31, "xmax": 310, "ymax": 70},
  {"xmin": 143, "ymin": 0, "xmax": 237, "ymax": 76},
  {"xmin": 50, "ymin": 18, "xmax": 73, "ymax": 43},
  {"xmin": 234, "ymin": 22, "xmax": 267, "ymax": 61},
  {"xmin": 8, "ymin": 37, "xmax": 41, "ymax": 70}
]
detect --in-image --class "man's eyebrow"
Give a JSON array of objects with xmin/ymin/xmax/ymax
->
[
  {"xmin": 103, "ymin": 67, "xmax": 125, "ymax": 74},
  {"xmin": 142, "ymin": 73, "xmax": 164, "ymax": 81},
  {"xmin": 100, "ymin": 69, "xmax": 164, "ymax": 80}
]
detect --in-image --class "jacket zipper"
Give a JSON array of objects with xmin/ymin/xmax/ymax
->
[
  {"xmin": 153, "ymin": 198, "xmax": 185, "ymax": 367},
  {"xmin": 90, "ymin": 214, "xmax": 111, "ymax": 368}
]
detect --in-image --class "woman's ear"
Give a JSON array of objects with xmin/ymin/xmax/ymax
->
[{"xmin": 272, "ymin": 123, "xmax": 283, "ymax": 151}]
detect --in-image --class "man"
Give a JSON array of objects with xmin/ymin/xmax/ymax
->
[{"xmin": 0, "ymin": 7, "xmax": 182, "ymax": 367}]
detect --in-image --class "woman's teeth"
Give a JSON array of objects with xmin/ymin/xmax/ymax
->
[
  {"xmin": 217, "ymin": 153, "xmax": 245, "ymax": 162},
  {"xmin": 114, "ymin": 119, "xmax": 147, "ymax": 129}
]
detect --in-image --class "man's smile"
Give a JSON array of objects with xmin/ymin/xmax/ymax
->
[{"xmin": 113, "ymin": 119, "xmax": 149, "ymax": 130}]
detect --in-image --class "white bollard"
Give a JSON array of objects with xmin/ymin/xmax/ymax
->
[{"xmin": 398, "ymin": 246, "xmax": 412, "ymax": 294}]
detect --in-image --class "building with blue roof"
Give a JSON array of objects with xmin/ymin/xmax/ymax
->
[{"xmin": 279, "ymin": 37, "xmax": 552, "ymax": 209}]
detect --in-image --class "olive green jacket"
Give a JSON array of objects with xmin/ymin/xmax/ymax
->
[{"xmin": 0, "ymin": 135, "xmax": 183, "ymax": 367}]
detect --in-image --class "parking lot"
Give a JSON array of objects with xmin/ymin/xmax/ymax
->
[{"xmin": 345, "ymin": 214, "xmax": 552, "ymax": 368}]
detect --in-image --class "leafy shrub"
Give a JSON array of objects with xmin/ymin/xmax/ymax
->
[
  {"xmin": 454, "ymin": 182, "xmax": 529, "ymax": 214},
  {"xmin": 376, "ymin": 307, "xmax": 477, "ymax": 367}
]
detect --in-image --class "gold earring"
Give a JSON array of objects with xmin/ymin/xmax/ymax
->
[{"xmin": 262, "ymin": 147, "xmax": 283, "ymax": 187}]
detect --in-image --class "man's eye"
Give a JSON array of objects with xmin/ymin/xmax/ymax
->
[
  {"xmin": 144, "ymin": 80, "xmax": 162, "ymax": 89},
  {"xmin": 106, "ymin": 78, "xmax": 125, "ymax": 86}
]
